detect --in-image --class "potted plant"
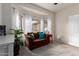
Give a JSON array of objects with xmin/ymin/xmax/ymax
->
[
  {"xmin": 15, "ymin": 29, "xmax": 24, "ymax": 47},
  {"xmin": 11, "ymin": 29, "xmax": 24, "ymax": 56}
]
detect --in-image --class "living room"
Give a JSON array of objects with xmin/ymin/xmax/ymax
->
[{"xmin": 1, "ymin": 3, "xmax": 79, "ymax": 56}]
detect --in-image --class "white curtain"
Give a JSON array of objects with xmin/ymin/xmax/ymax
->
[
  {"xmin": 24, "ymin": 15, "xmax": 32, "ymax": 34},
  {"xmin": 47, "ymin": 16, "xmax": 52, "ymax": 34},
  {"xmin": 21, "ymin": 16, "xmax": 25, "ymax": 31},
  {"xmin": 40, "ymin": 17, "xmax": 44, "ymax": 32},
  {"xmin": 67, "ymin": 15, "xmax": 79, "ymax": 47},
  {"xmin": 12, "ymin": 8, "xmax": 20, "ymax": 29}
]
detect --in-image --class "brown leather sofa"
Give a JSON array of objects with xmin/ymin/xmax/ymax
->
[{"xmin": 25, "ymin": 32, "xmax": 51, "ymax": 50}]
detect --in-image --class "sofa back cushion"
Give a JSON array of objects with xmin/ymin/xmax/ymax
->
[
  {"xmin": 33, "ymin": 32, "xmax": 39, "ymax": 39},
  {"xmin": 27, "ymin": 32, "xmax": 46, "ymax": 40}
]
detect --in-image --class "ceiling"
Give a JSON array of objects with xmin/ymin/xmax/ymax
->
[{"xmin": 34, "ymin": 3, "xmax": 75, "ymax": 12}]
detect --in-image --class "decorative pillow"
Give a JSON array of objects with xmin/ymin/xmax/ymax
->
[
  {"xmin": 27, "ymin": 33, "xmax": 35, "ymax": 40},
  {"xmin": 39, "ymin": 32, "xmax": 46, "ymax": 40}
]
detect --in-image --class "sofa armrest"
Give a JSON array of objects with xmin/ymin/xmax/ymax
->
[
  {"xmin": 46, "ymin": 34, "xmax": 50, "ymax": 39},
  {"xmin": 24, "ymin": 34, "xmax": 32, "ymax": 48}
]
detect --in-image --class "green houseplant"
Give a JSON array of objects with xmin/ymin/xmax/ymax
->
[
  {"xmin": 14, "ymin": 29, "xmax": 24, "ymax": 48},
  {"xmin": 10, "ymin": 29, "xmax": 24, "ymax": 56},
  {"xmin": 14, "ymin": 29, "xmax": 24, "ymax": 56}
]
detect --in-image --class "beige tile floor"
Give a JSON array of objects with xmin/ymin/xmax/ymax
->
[{"xmin": 32, "ymin": 42, "xmax": 79, "ymax": 56}]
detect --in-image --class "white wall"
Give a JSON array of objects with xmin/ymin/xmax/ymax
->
[
  {"xmin": 55, "ymin": 4, "xmax": 79, "ymax": 45},
  {"xmin": 0, "ymin": 3, "xmax": 2, "ymax": 25},
  {"xmin": 1, "ymin": 3, "xmax": 12, "ymax": 34}
]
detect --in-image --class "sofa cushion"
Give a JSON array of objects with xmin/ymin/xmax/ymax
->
[
  {"xmin": 34, "ymin": 39, "xmax": 40, "ymax": 42},
  {"xmin": 39, "ymin": 32, "xmax": 46, "ymax": 40}
]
